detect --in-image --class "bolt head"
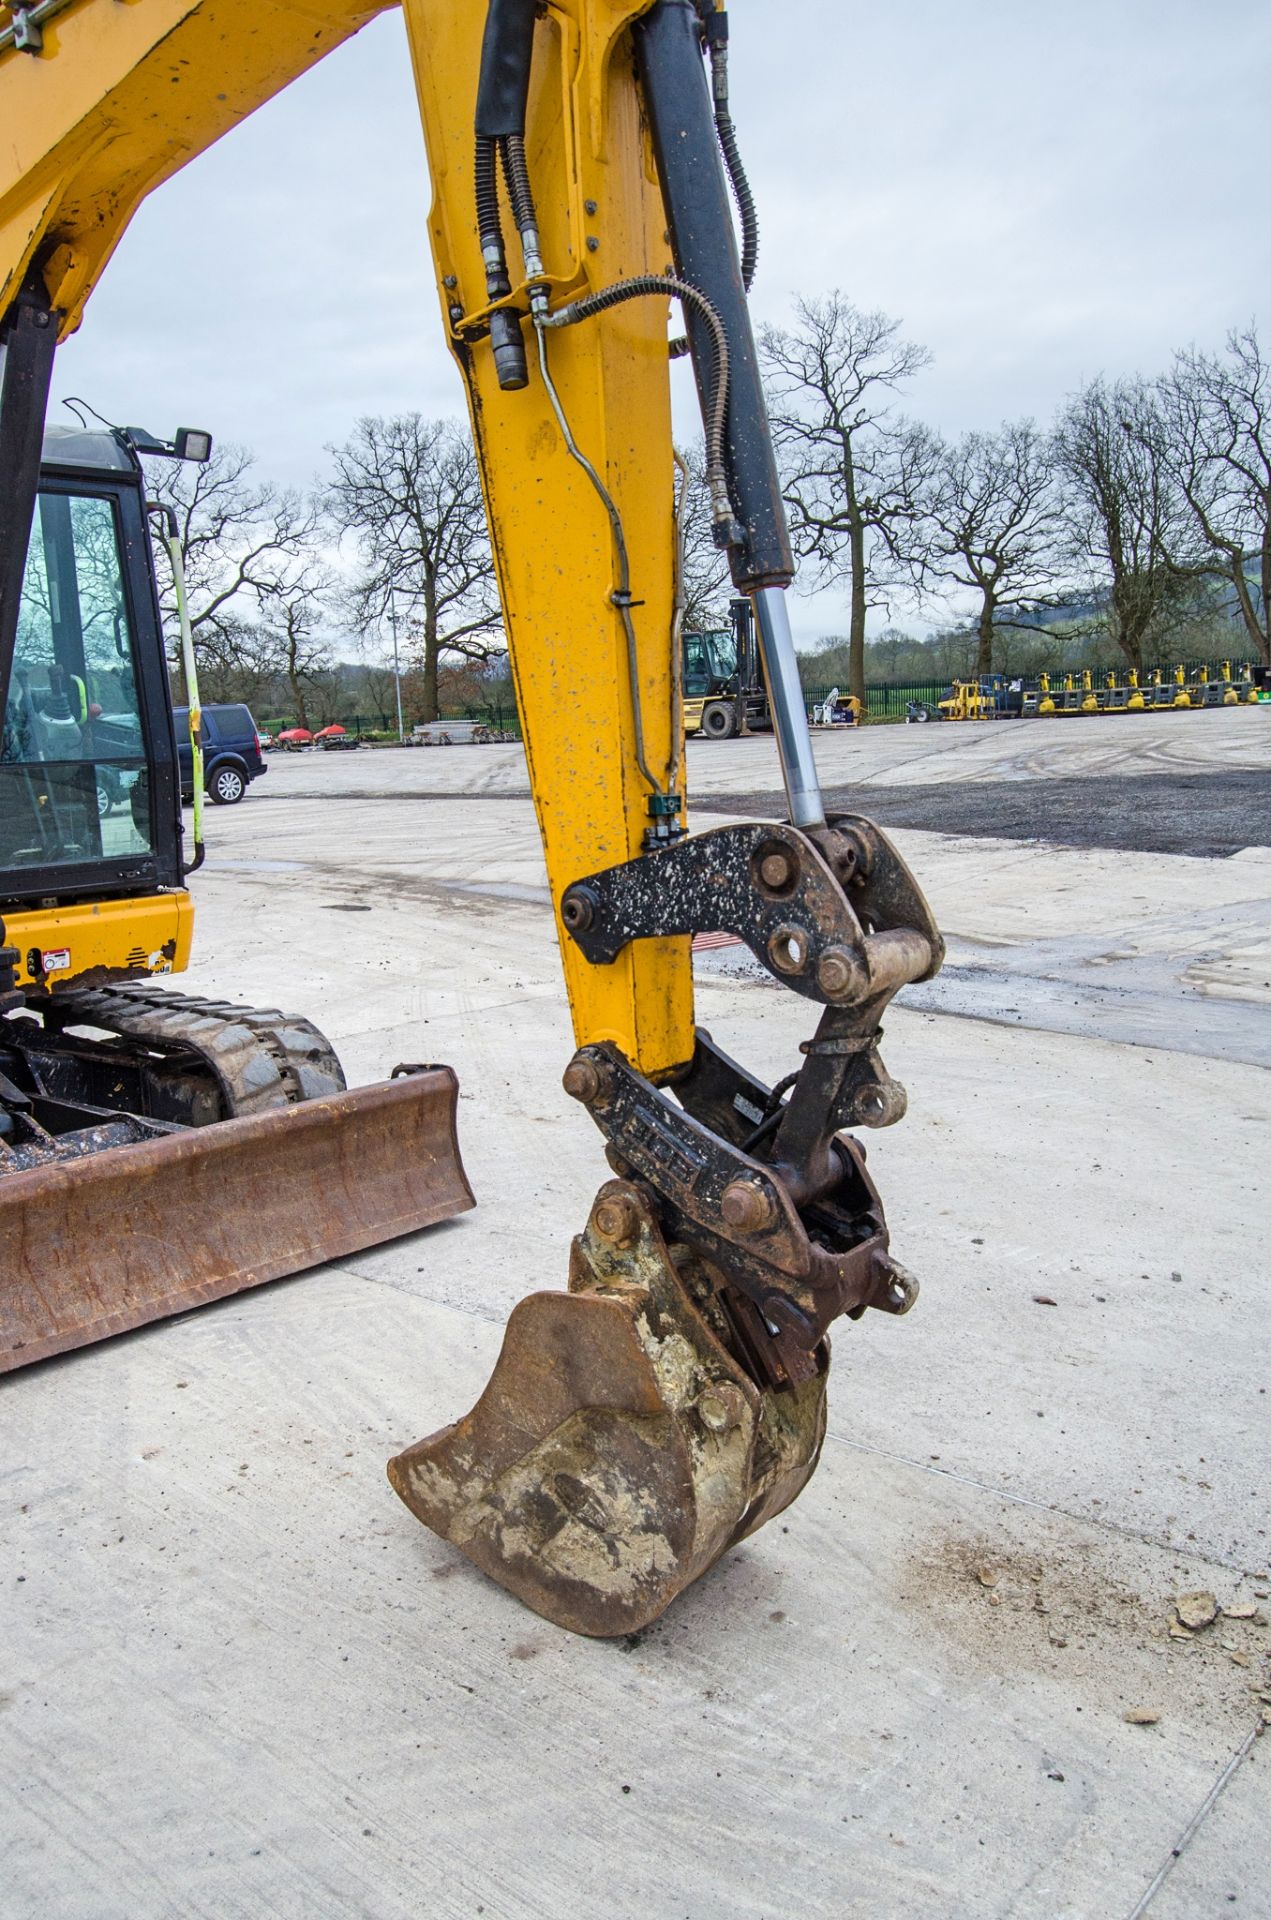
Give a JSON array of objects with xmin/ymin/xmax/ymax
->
[
  {"xmin": 562, "ymin": 1058, "xmax": 602, "ymax": 1104},
  {"xmin": 758, "ymin": 849, "xmax": 795, "ymax": 890},
  {"xmin": 561, "ymin": 888, "xmax": 595, "ymax": 933},
  {"xmin": 593, "ymin": 1193, "xmax": 638, "ymax": 1245},
  {"xmin": 816, "ymin": 945, "xmax": 865, "ymax": 1001},
  {"xmin": 697, "ymin": 1381, "xmax": 749, "ymax": 1434},
  {"xmin": 720, "ymin": 1178, "xmax": 777, "ymax": 1235}
]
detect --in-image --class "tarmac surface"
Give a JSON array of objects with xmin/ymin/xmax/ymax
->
[
  {"xmin": 261, "ymin": 707, "xmax": 1271, "ymax": 854},
  {"xmin": 3, "ymin": 707, "xmax": 1269, "ymax": 1918},
  {"xmin": 699, "ymin": 769, "xmax": 1271, "ymax": 858}
]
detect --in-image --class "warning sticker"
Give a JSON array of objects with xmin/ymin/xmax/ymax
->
[{"xmin": 40, "ymin": 948, "xmax": 72, "ymax": 974}]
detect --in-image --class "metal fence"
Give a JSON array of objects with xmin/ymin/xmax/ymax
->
[
  {"xmin": 803, "ymin": 680, "xmax": 949, "ymax": 718},
  {"xmin": 298, "ymin": 656, "xmax": 1263, "ymax": 738},
  {"xmin": 805, "ymin": 657, "xmax": 1262, "ymax": 720}
]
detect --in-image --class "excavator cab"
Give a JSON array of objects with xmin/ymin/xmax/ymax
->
[
  {"xmin": 3, "ymin": 428, "xmax": 184, "ymax": 933},
  {"xmin": 0, "ymin": 419, "xmax": 473, "ymax": 1369}
]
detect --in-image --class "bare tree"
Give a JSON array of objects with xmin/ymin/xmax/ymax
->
[
  {"xmin": 323, "ymin": 416, "xmax": 502, "ymax": 722},
  {"xmin": 675, "ymin": 441, "xmax": 733, "ymax": 631},
  {"xmin": 760, "ymin": 292, "xmax": 933, "ymax": 703},
  {"xmin": 346, "ymin": 629, "xmax": 404, "ymax": 732},
  {"xmin": 255, "ymin": 566, "xmax": 334, "ymax": 733},
  {"xmin": 1158, "ymin": 325, "xmax": 1271, "ymax": 665},
  {"xmin": 1052, "ymin": 376, "xmax": 1195, "ymax": 673},
  {"xmin": 920, "ymin": 421, "xmax": 1061, "ymax": 674},
  {"xmin": 143, "ymin": 443, "xmax": 321, "ymax": 682}
]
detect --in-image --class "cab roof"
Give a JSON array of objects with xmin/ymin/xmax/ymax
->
[{"xmin": 40, "ymin": 424, "xmax": 137, "ymax": 474}]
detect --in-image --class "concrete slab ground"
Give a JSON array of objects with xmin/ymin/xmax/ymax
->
[{"xmin": 3, "ymin": 717, "xmax": 1269, "ymax": 1918}]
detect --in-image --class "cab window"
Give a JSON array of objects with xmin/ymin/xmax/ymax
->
[
  {"xmin": 684, "ymin": 634, "xmax": 713, "ymax": 697},
  {"xmin": 1, "ymin": 492, "xmax": 152, "ymax": 870}
]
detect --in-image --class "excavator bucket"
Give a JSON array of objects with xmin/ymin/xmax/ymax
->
[
  {"xmin": 389, "ymin": 1181, "xmax": 827, "ymax": 1637},
  {"xmin": 0, "ymin": 1066, "xmax": 472, "ymax": 1372}
]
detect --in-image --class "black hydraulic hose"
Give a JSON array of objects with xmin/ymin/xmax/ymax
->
[
  {"xmin": 666, "ymin": 8, "xmax": 758, "ymax": 363},
  {"xmin": 500, "ymin": 133, "xmax": 537, "ymax": 243},
  {"xmin": 475, "ymin": 0, "xmax": 536, "ymax": 139},
  {"xmin": 474, "ymin": 134, "xmax": 508, "ymax": 292},
  {"xmin": 635, "ymin": 0, "xmax": 792, "ymax": 588},
  {"xmin": 474, "ymin": 0, "xmax": 538, "ymax": 390},
  {"xmin": 543, "ymin": 276, "xmax": 734, "ymax": 537},
  {"xmin": 712, "ymin": 51, "xmax": 758, "ymax": 291},
  {"xmin": 474, "ymin": 133, "xmax": 528, "ymax": 389}
]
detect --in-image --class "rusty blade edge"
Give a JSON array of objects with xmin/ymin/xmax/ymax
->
[{"xmin": 0, "ymin": 1067, "xmax": 474, "ymax": 1372}]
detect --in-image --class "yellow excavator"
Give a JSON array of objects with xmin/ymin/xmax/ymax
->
[{"xmin": 1, "ymin": 0, "xmax": 943, "ymax": 1636}]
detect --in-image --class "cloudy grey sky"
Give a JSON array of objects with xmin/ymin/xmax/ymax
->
[{"xmin": 49, "ymin": 0, "xmax": 1270, "ymax": 647}]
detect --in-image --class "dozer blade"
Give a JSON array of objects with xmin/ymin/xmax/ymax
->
[
  {"xmin": 0, "ymin": 1066, "xmax": 472, "ymax": 1372},
  {"xmin": 389, "ymin": 1181, "xmax": 827, "ymax": 1637}
]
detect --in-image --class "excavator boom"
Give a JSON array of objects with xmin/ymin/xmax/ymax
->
[{"xmin": 0, "ymin": 0, "xmax": 942, "ymax": 1634}]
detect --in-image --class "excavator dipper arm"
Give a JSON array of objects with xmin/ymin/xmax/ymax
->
[{"xmin": 0, "ymin": 0, "xmax": 942, "ymax": 1633}]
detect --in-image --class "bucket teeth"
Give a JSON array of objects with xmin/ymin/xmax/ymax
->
[{"xmin": 388, "ymin": 1182, "xmax": 827, "ymax": 1637}]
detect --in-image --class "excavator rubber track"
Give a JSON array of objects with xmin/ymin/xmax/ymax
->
[
  {"xmin": 0, "ymin": 987, "xmax": 474, "ymax": 1371},
  {"xmin": 47, "ymin": 984, "xmax": 349, "ymax": 1118}
]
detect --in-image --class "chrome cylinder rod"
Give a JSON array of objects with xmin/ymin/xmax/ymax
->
[{"xmin": 750, "ymin": 585, "xmax": 826, "ymax": 828}]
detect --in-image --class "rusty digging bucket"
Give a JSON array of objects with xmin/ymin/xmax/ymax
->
[
  {"xmin": 389, "ymin": 1180, "xmax": 828, "ymax": 1637},
  {"xmin": 0, "ymin": 1066, "xmax": 473, "ymax": 1372}
]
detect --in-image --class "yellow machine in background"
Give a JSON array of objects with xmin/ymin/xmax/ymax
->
[
  {"xmin": 945, "ymin": 659, "xmax": 1264, "ymax": 720},
  {"xmin": 1, "ymin": 0, "xmax": 942, "ymax": 1635}
]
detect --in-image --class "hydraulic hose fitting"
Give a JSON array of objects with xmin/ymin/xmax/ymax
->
[
  {"xmin": 489, "ymin": 309, "xmax": 529, "ymax": 391},
  {"xmin": 475, "ymin": 4, "xmax": 539, "ymax": 389},
  {"xmin": 501, "ymin": 132, "xmax": 549, "ymax": 310},
  {"xmin": 706, "ymin": 8, "xmax": 729, "ymax": 107}
]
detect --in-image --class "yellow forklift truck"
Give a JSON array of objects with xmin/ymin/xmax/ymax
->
[{"xmin": 683, "ymin": 595, "xmax": 774, "ymax": 738}]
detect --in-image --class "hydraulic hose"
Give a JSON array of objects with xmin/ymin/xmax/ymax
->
[
  {"xmin": 666, "ymin": 5, "xmax": 758, "ymax": 361},
  {"xmin": 500, "ymin": 132, "xmax": 548, "ymax": 303},
  {"xmin": 474, "ymin": 135, "xmax": 527, "ymax": 390},
  {"xmin": 708, "ymin": 26, "xmax": 759, "ymax": 292},
  {"xmin": 473, "ymin": 134, "xmax": 505, "ymax": 273},
  {"xmin": 542, "ymin": 275, "xmax": 736, "ymax": 544},
  {"xmin": 500, "ymin": 135, "xmax": 536, "ymax": 251},
  {"xmin": 474, "ymin": 0, "xmax": 539, "ymax": 387}
]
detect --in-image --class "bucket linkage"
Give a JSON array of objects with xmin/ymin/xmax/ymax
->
[{"xmin": 390, "ymin": 815, "xmax": 941, "ymax": 1635}]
